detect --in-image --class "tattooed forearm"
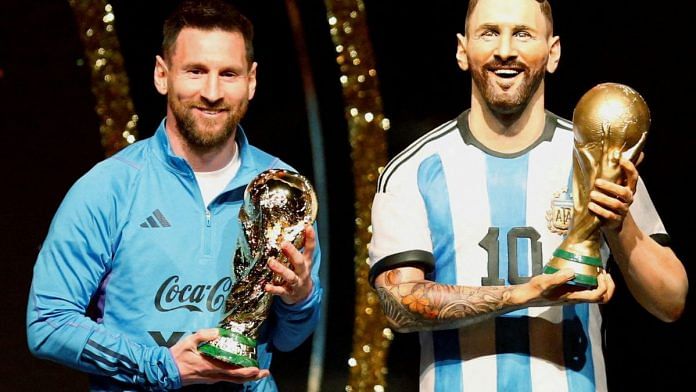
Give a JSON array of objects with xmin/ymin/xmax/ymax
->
[
  {"xmin": 376, "ymin": 280, "xmax": 519, "ymax": 333},
  {"xmin": 376, "ymin": 287, "xmax": 423, "ymax": 330}
]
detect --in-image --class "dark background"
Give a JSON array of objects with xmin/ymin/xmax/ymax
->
[{"xmin": 1, "ymin": 1, "xmax": 693, "ymax": 391}]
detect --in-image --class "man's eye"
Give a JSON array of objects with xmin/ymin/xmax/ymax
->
[
  {"xmin": 188, "ymin": 69, "xmax": 203, "ymax": 75},
  {"xmin": 515, "ymin": 31, "xmax": 532, "ymax": 40},
  {"xmin": 480, "ymin": 30, "xmax": 498, "ymax": 41},
  {"xmin": 222, "ymin": 72, "xmax": 239, "ymax": 78}
]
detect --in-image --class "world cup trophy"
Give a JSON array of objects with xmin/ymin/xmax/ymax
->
[
  {"xmin": 543, "ymin": 83, "xmax": 650, "ymax": 288},
  {"xmin": 198, "ymin": 169, "xmax": 318, "ymax": 366}
]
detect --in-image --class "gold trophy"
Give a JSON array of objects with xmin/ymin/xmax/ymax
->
[
  {"xmin": 543, "ymin": 83, "xmax": 649, "ymax": 288},
  {"xmin": 198, "ymin": 169, "xmax": 318, "ymax": 367}
]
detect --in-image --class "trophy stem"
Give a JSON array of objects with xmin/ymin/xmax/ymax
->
[{"xmin": 543, "ymin": 181, "xmax": 604, "ymax": 288}]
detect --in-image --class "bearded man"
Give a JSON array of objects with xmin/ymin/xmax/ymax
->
[{"xmin": 27, "ymin": 1, "xmax": 322, "ymax": 390}]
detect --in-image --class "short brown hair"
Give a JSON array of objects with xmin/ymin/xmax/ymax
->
[
  {"xmin": 465, "ymin": 0, "xmax": 553, "ymax": 37},
  {"xmin": 162, "ymin": 0, "xmax": 254, "ymax": 66}
]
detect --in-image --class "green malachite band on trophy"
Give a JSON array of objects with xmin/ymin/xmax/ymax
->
[
  {"xmin": 543, "ymin": 265, "xmax": 598, "ymax": 287},
  {"xmin": 553, "ymin": 249, "xmax": 602, "ymax": 267},
  {"xmin": 217, "ymin": 328, "xmax": 257, "ymax": 347},
  {"xmin": 197, "ymin": 344, "xmax": 259, "ymax": 368},
  {"xmin": 197, "ymin": 328, "xmax": 258, "ymax": 367}
]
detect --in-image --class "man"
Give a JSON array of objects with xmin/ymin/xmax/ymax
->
[
  {"xmin": 368, "ymin": 0, "xmax": 687, "ymax": 391},
  {"xmin": 27, "ymin": 1, "xmax": 321, "ymax": 390}
]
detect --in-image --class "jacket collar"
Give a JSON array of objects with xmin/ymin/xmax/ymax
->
[{"xmin": 150, "ymin": 118, "xmax": 260, "ymax": 192}]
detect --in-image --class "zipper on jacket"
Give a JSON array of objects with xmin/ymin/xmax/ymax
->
[{"xmin": 204, "ymin": 208, "xmax": 212, "ymax": 256}]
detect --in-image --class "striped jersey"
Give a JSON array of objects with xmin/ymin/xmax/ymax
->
[{"xmin": 368, "ymin": 110, "xmax": 666, "ymax": 392}]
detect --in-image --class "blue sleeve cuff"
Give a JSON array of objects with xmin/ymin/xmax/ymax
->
[
  {"xmin": 143, "ymin": 346, "xmax": 181, "ymax": 390},
  {"xmin": 274, "ymin": 281, "xmax": 322, "ymax": 315}
]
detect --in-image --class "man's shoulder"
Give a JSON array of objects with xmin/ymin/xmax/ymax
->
[
  {"xmin": 246, "ymin": 143, "xmax": 282, "ymax": 164},
  {"xmin": 525, "ymin": 110, "xmax": 574, "ymax": 153},
  {"xmin": 544, "ymin": 110, "xmax": 573, "ymax": 133},
  {"xmin": 245, "ymin": 143, "xmax": 297, "ymax": 173},
  {"xmin": 104, "ymin": 136, "xmax": 154, "ymax": 171},
  {"xmin": 402, "ymin": 117, "xmax": 460, "ymax": 153},
  {"xmin": 53, "ymin": 141, "xmax": 152, "ymax": 222},
  {"xmin": 70, "ymin": 137, "xmax": 153, "ymax": 196},
  {"xmin": 377, "ymin": 117, "xmax": 460, "ymax": 193}
]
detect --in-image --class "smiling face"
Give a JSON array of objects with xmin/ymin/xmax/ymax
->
[
  {"xmin": 457, "ymin": 0, "xmax": 559, "ymax": 115},
  {"xmin": 155, "ymin": 27, "xmax": 257, "ymax": 151}
]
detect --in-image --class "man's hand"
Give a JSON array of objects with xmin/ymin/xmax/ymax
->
[
  {"xmin": 513, "ymin": 268, "xmax": 615, "ymax": 307},
  {"xmin": 589, "ymin": 158, "xmax": 639, "ymax": 232},
  {"xmin": 265, "ymin": 225, "xmax": 316, "ymax": 305},
  {"xmin": 170, "ymin": 329, "xmax": 270, "ymax": 386}
]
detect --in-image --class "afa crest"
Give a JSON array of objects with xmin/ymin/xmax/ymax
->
[{"xmin": 545, "ymin": 188, "xmax": 573, "ymax": 235}]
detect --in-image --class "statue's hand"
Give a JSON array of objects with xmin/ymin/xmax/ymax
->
[
  {"xmin": 589, "ymin": 158, "xmax": 639, "ymax": 232},
  {"xmin": 622, "ymin": 132, "xmax": 647, "ymax": 163}
]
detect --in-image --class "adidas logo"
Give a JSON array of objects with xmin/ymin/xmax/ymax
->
[{"xmin": 140, "ymin": 209, "xmax": 171, "ymax": 228}]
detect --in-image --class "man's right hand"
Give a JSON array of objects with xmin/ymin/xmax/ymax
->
[
  {"xmin": 511, "ymin": 268, "xmax": 615, "ymax": 307},
  {"xmin": 170, "ymin": 328, "xmax": 270, "ymax": 386}
]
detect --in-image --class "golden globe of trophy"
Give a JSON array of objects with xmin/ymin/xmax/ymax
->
[
  {"xmin": 543, "ymin": 83, "xmax": 650, "ymax": 288},
  {"xmin": 198, "ymin": 169, "xmax": 318, "ymax": 367}
]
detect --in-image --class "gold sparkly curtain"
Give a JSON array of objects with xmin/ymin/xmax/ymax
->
[
  {"xmin": 323, "ymin": 1, "xmax": 392, "ymax": 391},
  {"xmin": 68, "ymin": 0, "xmax": 138, "ymax": 156}
]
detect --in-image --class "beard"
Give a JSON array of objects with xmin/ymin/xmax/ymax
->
[
  {"xmin": 169, "ymin": 95, "xmax": 248, "ymax": 151},
  {"xmin": 471, "ymin": 58, "xmax": 545, "ymax": 115}
]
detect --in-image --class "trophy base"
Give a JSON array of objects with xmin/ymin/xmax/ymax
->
[
  {"xmin": 198, "ymin": 328, "xmax": 258, "ymax": 368},
  {"xmin": 543, "ymin": 264, "xmax": 597, "ymax": 289},
  {"xmin": 543, "ymin": 249, "xmax": 603, "ymax": 289}
]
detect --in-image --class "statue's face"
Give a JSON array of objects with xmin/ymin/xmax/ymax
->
[{"xmin": 463, "ymin": 0, "xmax": 555, "ymax": 114}]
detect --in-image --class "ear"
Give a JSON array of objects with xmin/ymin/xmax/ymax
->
[
  {"xmin": 154, "ymin": 55, "xmax": 169, "ymax": 95},
  {"xmin": 546, "ymin": 36, "xmax": 561, "ymax": 73},
  {"xmin": 247, "ymin": 62, "xmax": 258, "ymax": 100},
  {"xmin": 455, "ymin": 33, "xmax": 469, "ymax": 71}
]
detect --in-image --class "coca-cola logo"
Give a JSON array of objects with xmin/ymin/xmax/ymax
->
[{"xmin": 154, "ymin": 275, "xmax": 232, "ymax": 312}]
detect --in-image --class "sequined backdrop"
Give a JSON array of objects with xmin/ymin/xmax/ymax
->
[
  {"xmin": 323, "ymin": 1, "xmax": 391, "ymax": 391},
  {"xmin": 68, "ymin": 0, "xmax": 137, "ymax": 156}
]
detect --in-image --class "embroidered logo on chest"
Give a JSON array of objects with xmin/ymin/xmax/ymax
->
[
  {"xmin": 545, "ymin": 188, "xmax": 573, "ymax": 235},
  {"xmin": 140, "ymin": 209, "xmax": 171, "ymax": 228}
]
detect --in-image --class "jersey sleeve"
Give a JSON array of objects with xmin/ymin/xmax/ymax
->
[
  {"xmin": 26, "ymin": 165, "xmax": 181, "ymax": 390},
  {"xmin": 630, "ymin": 177, "xmax": 669, "ymax": 244},
  {"xmin": 368, "ymin": 163, "xmax": 435, "ymax": 287}
]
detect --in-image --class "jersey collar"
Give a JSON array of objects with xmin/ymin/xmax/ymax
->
[{"xmin": 456, "ymin": 109, "xmax": 562, "ymax": 158}]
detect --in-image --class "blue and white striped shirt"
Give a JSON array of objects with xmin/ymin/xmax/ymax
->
[{"xmin": 369, "ymin": 110, "xmax": 666, "ymax": 392}]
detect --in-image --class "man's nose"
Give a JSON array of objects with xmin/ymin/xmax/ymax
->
[
  {"xmin": 201, "ymin": 75, "xmax": 222, "ymax": 103},
  {"xmin": 494, "ymin": 35, "xmax": 517, "ymax": 61}
]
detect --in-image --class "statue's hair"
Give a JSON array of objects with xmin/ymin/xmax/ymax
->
[{"xmin": 465, "ymin": 0, "xmax": 553, "ymax": 36}]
